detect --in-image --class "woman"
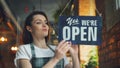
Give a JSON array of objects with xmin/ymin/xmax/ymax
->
[{"xmin": 14, "ymin": 11, "xmax": 80, "ymax": 68}]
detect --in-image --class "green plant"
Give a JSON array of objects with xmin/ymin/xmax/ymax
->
[{"xmin": 86, "ymin": 47, "xmax": 99, "ymax": 68}]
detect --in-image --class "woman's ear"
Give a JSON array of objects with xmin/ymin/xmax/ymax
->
[{"xmin": 26, "ymin": 26, "xmax": 32, "ymax": 32}]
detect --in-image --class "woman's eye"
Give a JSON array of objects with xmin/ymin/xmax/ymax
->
[{"xmin": 36, "ymin": 21, "xmax": 42, "ymax": 24}]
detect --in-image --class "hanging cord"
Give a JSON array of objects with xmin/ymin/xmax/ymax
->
[
  {"xmin": 59, "ymin": 0, "xmax": 72, "ymax": 16},
  {"xmin": 95, "ymin": 7, "xmax": 102, "ymax": 17}
]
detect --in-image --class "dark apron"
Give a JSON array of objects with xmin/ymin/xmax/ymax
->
[{"xmin": 30, "ymin": 43, "xmax": 64, "ymax": 68}]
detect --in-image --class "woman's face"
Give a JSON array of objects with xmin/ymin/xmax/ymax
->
[{"xmin": 29, "ymin": 14, "xmax": 49, "ymax": 38}]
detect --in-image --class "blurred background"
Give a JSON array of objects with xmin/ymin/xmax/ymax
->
[{"xmin": 0, "ymin": 0, "xmax": 120, "ymax": 68}]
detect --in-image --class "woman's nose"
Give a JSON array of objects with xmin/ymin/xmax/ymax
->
[{"xmin": 42, "ymin": 23, "xmax": 47, "ymax": 27}]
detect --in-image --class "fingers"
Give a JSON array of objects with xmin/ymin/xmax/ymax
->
[
  {"xmin": 57, "ymin": 40, "xmax": 66, "ymax": 48},
  {"xmin": 60, "ymin": 41, "xmax": 71, "ymax": 50},
  {"xmin": 56, "ymin": 40, "xmax": 66, "ymax": 50},
  {"xmin": 71, "ymin": 45, "xmax": 78, "ymax": 49},
  {"xmin": 56, "ymin": 40, "xmax": 71, "ymax": 51},
  {"xmin": 62, "ymin": 42, "xmax": 71, "ymax": 53},
  {"xmin": 69, "ymin": 44, "xmax": 79, "ymax": 56},
  {"xmin": 54, "ymin": 40, "xmax": 71, "ymax": 60}
]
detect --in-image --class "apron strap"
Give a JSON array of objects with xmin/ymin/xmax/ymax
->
[
  {"xmin": 30, "ymin": 43, "xmax": 36, "ymax": 58},
  {"xmin": 46, "ymin": 44, "xmax": 55, "ymax": 53}
]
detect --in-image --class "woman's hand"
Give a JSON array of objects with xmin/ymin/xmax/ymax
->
[
  {"xmin": 54, "ymin": 40, "xmax": 71, "ymax": 61},
  {"xmin": 53, "ymin": 41, "xmax": 80, "ymax": 68},
  {"xmin": 69, "ymin": 44, "xmax": 79, "ymax": 57},
  {"xmin": 68, "ymin": 44, "xmax": 80, "ymax": 68}
]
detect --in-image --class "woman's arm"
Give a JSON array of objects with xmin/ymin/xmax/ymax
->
[
  {"xmin": 71, "ymin": 53, "xmax": 80, "ymax": 68},
  {"xmin": 43, "ymin": 40, "xmax": 71, "ymax": 68},
  {"xmin": 65, "ymin": 55, "xmax": 80, "ymax": 68},
  {"xmin": 65, "ymin": 45, "xmax": 80, "ymax": 68},
  {"xmin": 17, "ymin": 59, "xmax": 32, "ymax": 68},
  {"xmin": 42, "ymin": 56, "xmax": 59, "ymax": 68},
  {"xmin": 70, "ymin": 45, "xmax": 80, "ymax": 68}
]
